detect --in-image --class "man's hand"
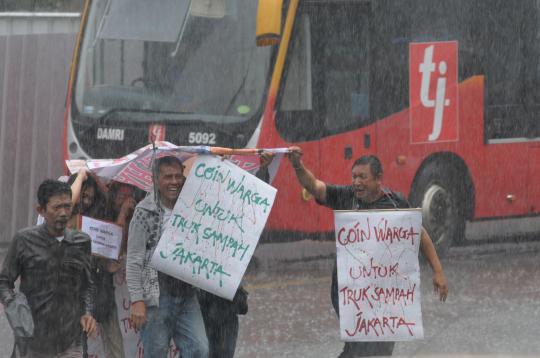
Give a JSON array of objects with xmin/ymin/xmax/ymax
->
[
  {"xmin": 287, "ymin": 146, "xmax": 303, "ymax": 169},
  {"xmin": 259, "ymin": 152, "xmax": 275, "ymax": 169},
  {"xmin": 433, "ymin": 270, "xmax": 448, "ymax": 302},
  {"xmin": 80, "ymin": 313, "xmax": 97, "ymax": 337},
  {"xmin": 130, "ymin": 300, "xmax": 147, "ymax": 330}
]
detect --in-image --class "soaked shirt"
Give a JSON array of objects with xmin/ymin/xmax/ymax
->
[
  {"xmin": 321, "ymin": 184, "xmax": 410, "ymax": 313},
  {"xmin": 0, "ymin": 225, "xmax": 94, "ymax": 354},
  {"xmin": 323, "ymin": 185, "xmax": 410, "ymax": 210}
]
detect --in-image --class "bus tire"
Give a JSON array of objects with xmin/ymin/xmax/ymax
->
[{"xmin": 409, "ymin": 162, "xmax": 467, "ymax": 257}]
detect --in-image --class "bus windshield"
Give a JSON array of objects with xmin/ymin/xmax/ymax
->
[{"xmin": 74, "ymin": 0, "xmax": 272, "ymax": 123}]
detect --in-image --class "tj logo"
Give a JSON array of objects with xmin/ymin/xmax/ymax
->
[{"xmin": 418, "ymin": 45, "xmax": 450, "ymax": 141}]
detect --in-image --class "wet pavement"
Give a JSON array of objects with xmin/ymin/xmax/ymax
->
[
  {"xmin": 235, "ymin": 243, "xmax": 540, "ymax": 357},
  {"xmin": 1, "ymin": 242, "xmax": 540, "ymax": 357}
]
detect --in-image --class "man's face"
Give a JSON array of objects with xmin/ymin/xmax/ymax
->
[
  {"xmin": 81, "ymin": 185, "xmax": 95, "ymax": 213},
  {"xmin": 38, "ymin": 193, "xmax": 72, "ymax": 236},
  {"xmin": 157, "ymin": 163, "xmax": 185, "ymax": 207},
  {"xmin": 351, "ymin": 164, "xmax": 381, "ymax": 202}
]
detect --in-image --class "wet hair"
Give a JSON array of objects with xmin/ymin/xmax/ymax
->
[
  {"xmin": 103, "ymin": 182, "xmax": 145, "ymax": 220},
  {"xmin": 156, "ymin": 156, "xmax": 184, "ymax": 174},
  {"xmin": 66, "ymin": 172, "xmax": 106, "ymax": 217},
  {"xmin": 352, "ymin": 155, "xmax": 383, "ymax": 178},
  {"xmin": 37, "ymin": 179, "xmax": 72, "ymax": 208},
  {"xmin": 109, "ymin": 181, "xmax": 145, "ymax": 202}
]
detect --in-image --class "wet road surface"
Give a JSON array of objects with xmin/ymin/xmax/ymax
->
[
  {"xmin": 236, "ymin": 243, "xmax": 540, "ymax": 357},
  {"xmin": 1, "ymin": 242, "xmax": 540, "ymax": 357}
]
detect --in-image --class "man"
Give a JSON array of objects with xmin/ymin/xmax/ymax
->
[
  {"xmin": 127, "ymin": 156, "xmax": 208, "ymax": 358},
  {"xmin": 0, "ymin": 179, "xmax": 97, "ymax": 357},
  {"xmin": 287, "ymin": 147, "xmax": 448, "ymax": 357}
]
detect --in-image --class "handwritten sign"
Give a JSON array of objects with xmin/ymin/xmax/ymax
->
[
  {"xmin": 80, "ymin": 216, "xmax": 123, "ymax": 260},
  {"xmin": 334, "ymin": 209, "xmax": 423, "ymax": 341},
  {"xmin": 87, "ymin": 267, "xmax": 178, "ymax": 357},
  {"xmin": 150, "ymin": 155, "xmax": 276, "ymax": 300}
]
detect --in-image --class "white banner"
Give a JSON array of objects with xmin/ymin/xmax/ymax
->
[
  {"xmin": 150, "ymin": 155, "xmax": 277, "ymax": 300},
  {"xmin": 80, "ymin": 216, "xmax": 123, "ymax": 260},
  {"xmin": 334, "ymin": 209, "xmax": 423, "ymax": 341}
]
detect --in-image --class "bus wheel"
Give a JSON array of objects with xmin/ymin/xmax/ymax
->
[{"xmin": 410, "ymin": 163, "xmax": 466, "ymax": 257}]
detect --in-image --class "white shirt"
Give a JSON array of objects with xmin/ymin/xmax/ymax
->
[{"xmin": 162, "ymin": 207, "xmax": 173, "ymax": 226}]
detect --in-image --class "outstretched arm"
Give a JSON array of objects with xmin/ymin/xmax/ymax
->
[
  {"xmin": 420, "ymin": 228, "xmax": 448, "ymax": 302},
  {"xmin": 287, "ymin": 146, "xmax": 327, "ymax": 203}
]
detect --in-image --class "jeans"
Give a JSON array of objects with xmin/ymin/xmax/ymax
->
[{"xmin": 140, "ymin": 291, "xmax": 208, "ymax": 358}]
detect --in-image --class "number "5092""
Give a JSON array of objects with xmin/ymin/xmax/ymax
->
[{"xmin": 188, "ymin": 132, "xmax": 216, "ymax": 144}]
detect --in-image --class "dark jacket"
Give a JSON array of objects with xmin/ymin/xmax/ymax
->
[{"xmin": 0, "ymin": 224, "xmax": 94, "ymax": 354}]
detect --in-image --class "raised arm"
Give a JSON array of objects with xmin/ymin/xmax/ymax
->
[
  {"xmin": 420, "ymin": 227, "xmax": 448, "ymax": 302},
  {"xmin": 287, "ymin": 146, "xmax": 328, "ymax": 203},
  {"xmin": 70, "ymin": 168, "xmax": 89, "ymax": 206}
]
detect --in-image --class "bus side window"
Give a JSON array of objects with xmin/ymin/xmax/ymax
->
[
  {"xmin": 524, "ymin": 2, "xmax": 540, "ymax": 139},
  {"xmin": 315, "ymin": 4, "xmax": 371, "ymax": 136},
  {"xmin": 280, "ymin": 15, "xmax": 313, "ymax": 113},
  {"xmin": 276, "ymin": 13, "xmax": 320, "ymax": 142},
  {"xmin": 276, "ymin": 3, "xmax": 372, "ymax": 142},
  {"xmin": 482, "ymin": 1, "xmax": 529, "ymax": 141}
]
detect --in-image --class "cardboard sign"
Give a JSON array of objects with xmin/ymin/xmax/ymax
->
[
  {"xmin": 334, "ymin": 209, "xmax": 423, "ymax": 341},
  {"xmin": 80, "ymin": 216, "xmax": 123, "ymax": 260},
  {"xmin": 151, "ymin": 155, "xmax": 276, "ymax": 300}
]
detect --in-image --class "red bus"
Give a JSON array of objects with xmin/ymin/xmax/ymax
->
[{"xmin": 64, "ymin": 0, "xmax": 540, "ymax": 254}]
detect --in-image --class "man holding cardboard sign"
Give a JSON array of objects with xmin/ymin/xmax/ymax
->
[
  {"xmin": 126, "ymin": 156, "xmax": 208, "ymax": 358},
  {"xmin": 287, "ymin": 147, "xmax": 448, "ymax": 357}
]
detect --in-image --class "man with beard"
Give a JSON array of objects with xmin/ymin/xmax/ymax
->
[
  {"xmin": 127, "ymin": 156, "xmax": 208, "ymax": 358},
  {"xmin": 0, "ymin": 179, "xmax": 97, "ymax": 357},
  {"xmin": 287, "ymin": 147, "xmax": 448, "ymax": 358}
]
